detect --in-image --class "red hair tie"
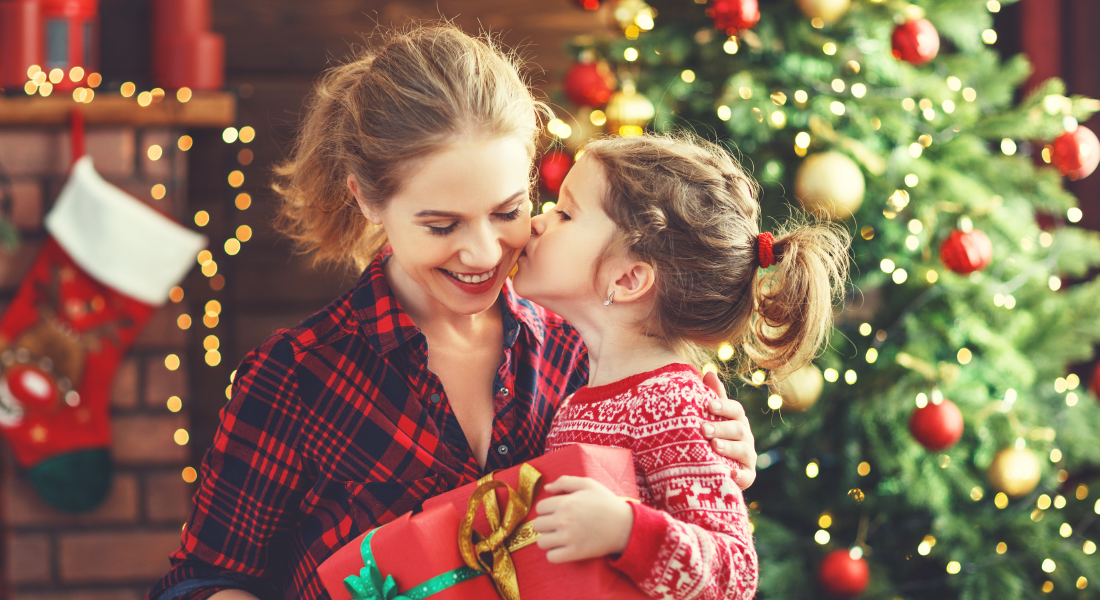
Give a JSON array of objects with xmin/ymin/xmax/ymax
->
[{"xmin": 757, "ymin": 232, "xmax": 776, "ymax": 269}]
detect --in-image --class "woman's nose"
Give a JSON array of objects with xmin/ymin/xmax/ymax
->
[{"xmin": 460, "ymin": 221, "xmax": 504, "ymax": 268}]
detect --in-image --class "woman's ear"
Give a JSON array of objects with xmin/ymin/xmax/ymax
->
[
  {"xmin": 348, "ymin": 175, "xmax": 382, "ymax": 224},
  {"xmin": 607, "ymin": 259, "xmax": 656, "ymax": 304}
]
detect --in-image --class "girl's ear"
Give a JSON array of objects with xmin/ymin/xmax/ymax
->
[
  {"xmin": 348, "ymin": 175, "xmax": 382, "ymax": 224},
  {"xmin": 607, "ymin": 259, "xmax": 656, "ymax": 304}
]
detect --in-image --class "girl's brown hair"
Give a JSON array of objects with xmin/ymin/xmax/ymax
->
[
  {"xmin": 583, "ymin": 133, "xmax": 851, "ymax": 383},
  {"xmin": 273, "ymin": 23, "xmax": 548, "ymax": 272}
]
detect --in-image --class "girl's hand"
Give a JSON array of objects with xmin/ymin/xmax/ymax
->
[
  {"xmin": 530, "ymin": 476, "xmax": 634, "ymax": 563},
  {"xmin": 701, "ymin": 370, "xmax": 758, "ymax": 490}
]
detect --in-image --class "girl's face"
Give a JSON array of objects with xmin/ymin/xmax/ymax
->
[
  {"xmin": 362, "ymin": 136, "xmax": 533, "ymax": 316},
  {"xmin": 513, "ymin": 155, "xmax": 618, "ymax": 319}
]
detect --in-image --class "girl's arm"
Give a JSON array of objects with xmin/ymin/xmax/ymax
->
[
  {"xmin": 148, "ymin": 337, "xmax": 309, "ymax": 600},
  {"xmin": 531, "ymin": 377, "xmax": 757, "ymax": 600}
]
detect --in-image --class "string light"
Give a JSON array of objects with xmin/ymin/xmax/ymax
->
[
  {"xmin": 822, "ymin": 42, "xmax": 837, "ymax": 55},
  {"xmin": 177, "ymin": 87, "xmax": 193, "ymax": 102},
  {"xmin": 844, "ymin": 370, "xmax": 857, "ymax": 384},
  {"xmin": 970, "ymin": 486, "xmax": 983, "ymax": 501},
  {"xmin": 194, "ymin": 211, "xmax": 210, "ymax": 227},
  {"xmin": 235, "ymin": 193, "xmax": 252, "ymax": 210},
  {"xmin": 806, "ymin": 462, "xmax": 820, "ymax": 477},
  {"xmin": 857, "ymin": 462, "xmax": 871, "ymax": 476},
  {"xmin": 178, "ymin": 135, "xmax": 193, "ymax": 151},
  {"xmin": 165, "ymin": 354, "xmax": 181, "ymax": 370},
  {"xmin": 167, "ymin": 396, "xmax": 183, "ymax": 412},
  {"xmin": 177, "ymin": 314, "xmax": 192, "ymax": 330},
  {"xmin": 223, "ymin": 127, "xmax": 239, "ymax": 143},
  {"xmin": 174, "ymin": 428, "xmax": 190, "ymax": 445},
  {"xmin": 228, "ymin": 171, "xmax": 245, "ymax": 187},
  {"xmin": 182, "ymin": 467, "xmax": 198, "ymax": 483},
  {"xmin": 996, "ymin": 542, "xmax": 1007, "ymax": 554},
  {"xmin": 169, "ymin": 286, "xmax": 185, "ymax": 302},
  {"xmin": 982, "ymin": 29, "xmax": 997, "ymax": 44},
  {"xmin": 823, "ymin": 368, "xmax": 839, "ymax": 382},
  {"xmin": 957, "ymin": 348, "xmax": 972, "ymax": 364}
]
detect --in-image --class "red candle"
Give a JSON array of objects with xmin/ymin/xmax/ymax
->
[
  {"xmin": 0, "ymin": 0, "xmax": 43, "ymax": 89},
  {"xmin": 151, "ymin": 0, "xmax": 223, "ymax": 91},
  {"xmin": 38, "ymin": 0, "xmax": 98, "ymax": 91},
  {"xmin": 157, "ymin": 32, "xmax": 224, "ymax": 91}
]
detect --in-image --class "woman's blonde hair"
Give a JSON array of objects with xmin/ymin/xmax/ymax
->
[
  {"xmin": 582, "ymin": 133, "xmax": 851, "ymax": 383},
  {"xmin": 273, "ymin": 23, "xmax": 548, "ymax": 272}
]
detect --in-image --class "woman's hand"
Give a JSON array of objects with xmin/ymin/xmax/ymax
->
[
  {"xmin": 701, "ymin": 370, "xmax": 757, "ymax": 490},
  {"xmin": 530, "ymin": 476, "xmax": 634, "ymax": 563}
]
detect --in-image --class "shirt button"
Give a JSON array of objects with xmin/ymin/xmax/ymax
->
[
  {"xmin": 497, "ymin": 444, "xmax": 509, "ymax": 455},
  {"xmin": 430, "ymin": 393, "xmax": 441, "ymax": 404},
  {"xmin": 500, "ymin": 388, "xmax": 509, "ymax": 396}
]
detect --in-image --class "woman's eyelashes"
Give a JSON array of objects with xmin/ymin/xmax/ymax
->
[
  {"xmin": 425, "ymin": 205, "xmax": 526, "ymax": 235},
  {"xmin": 428, "ymin": 222, "xmax": 459, "ymax": 236},
  {"xmin": 554, "ymin": 209, "xmax": 571, "ymax": 221}
]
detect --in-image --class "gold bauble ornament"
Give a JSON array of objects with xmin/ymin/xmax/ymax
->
[
  {"xmin": 776, "ymin": 364, "xmax": 823, "ymax": 412},
  {"xmin": 794, "ymin": 151, "xmax": 865, "ymax": 220},
  {"xmin": 604, "ymin": 81, "xmax": 655, "ymax": 136},
  {"xmin": 988, "ymin": 447, "xmax": 1041, "ymax": 498},
  {"xmin": 796, "ymin": 0, "xmax": 851, "ymax": 23}
]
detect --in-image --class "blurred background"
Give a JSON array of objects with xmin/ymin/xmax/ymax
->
[{"xmin": 0, "ymin": 0, "xmax": 1098, "ymax": 599}]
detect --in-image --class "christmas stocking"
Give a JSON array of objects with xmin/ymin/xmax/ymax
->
[{"xmin": 0, "ymin": 156, "xmax": 206, "ymax": 512}]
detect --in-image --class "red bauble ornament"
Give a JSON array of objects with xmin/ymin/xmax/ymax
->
[
  {"xmin": 909, "ymin": 399, "xmax": 964, "ymax": 451},
  {"xmin": 818, "ymin": 550, "xmax": 870, "ymax": 598},
  {"xmin": 563, "ymin": 62, "xmax": 614, "ymax": 108},
  {"xmin": 891, "ymin": 18, "xmax": 940, "ymax": 65},
  {"xmin": 539, "ymin": 151, "xmax": 573, "ymax": 194},
  {"xmin": 1051, "ymin": 126, "xmax": 1100, "ymax": 180},
  {"xmin": 940, "ymin": 229, "xmax": 992, "ymax": 274},
  {"xmin": 573, "ymin": 0, "xmax": 600, "ymax": 9},
  {"xmin": 709, "ymin": 0, "xmax": 760, "ymax": 34}
]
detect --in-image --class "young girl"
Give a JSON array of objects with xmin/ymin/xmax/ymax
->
[{"xmin": 518, "ymin": 133, "xmax": 850, "ymax": 600}]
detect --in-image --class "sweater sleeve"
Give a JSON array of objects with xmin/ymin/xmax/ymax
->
[{"xmin": 608, "ymin": 375, "xmax": 758, "ymax": 600}]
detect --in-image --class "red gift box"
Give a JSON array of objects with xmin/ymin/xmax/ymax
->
[{"xmin": 319, "ymin": 444, "xmax": 649, "ymax": 600}]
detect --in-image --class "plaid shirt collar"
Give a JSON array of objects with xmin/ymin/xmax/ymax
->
[{"xmin": 352, "ymin": 250, "xmax": 546, "ymax": 356}]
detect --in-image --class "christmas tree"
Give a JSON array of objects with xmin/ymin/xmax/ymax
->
[{"xmin": 544, "ymin": 0, "xmax": 1100, "ymax": 597}]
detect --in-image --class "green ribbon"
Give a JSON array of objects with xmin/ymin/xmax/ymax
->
[{"xmin": 344, "ymin": 528, "xmax": 484, "ymax": 600}]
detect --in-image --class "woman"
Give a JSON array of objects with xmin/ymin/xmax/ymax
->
[{"xmin": 148, "ymin": 24, "xmax": 758, "ymax": 600}]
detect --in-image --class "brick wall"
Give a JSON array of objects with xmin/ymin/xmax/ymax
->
[{"xmin": 0, "ymin": 126, "xmax": 198, "ymax": 600}]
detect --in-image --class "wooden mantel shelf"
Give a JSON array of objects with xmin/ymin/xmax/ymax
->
[{"xmin": 0, "ymin": 92, "xmax": 236, "ymax": 127}]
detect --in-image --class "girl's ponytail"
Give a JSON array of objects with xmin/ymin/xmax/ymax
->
[{"xmin": 744, "ymin": 221, "xmax": 850, "ymax": 382}]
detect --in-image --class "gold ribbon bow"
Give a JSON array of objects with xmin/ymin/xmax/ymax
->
[{"xmin": 458, "ymin": 464, "xmax": 542, "ymax": 600}]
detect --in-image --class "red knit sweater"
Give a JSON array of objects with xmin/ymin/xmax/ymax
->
[{"xmin": 544, "ymin": 363, "xmax": 758, "ymax": 600}]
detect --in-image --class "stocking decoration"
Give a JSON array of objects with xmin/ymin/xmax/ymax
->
[{"xmin": 0, "ymin": 155, "xmax": 205, "ymax": 512}]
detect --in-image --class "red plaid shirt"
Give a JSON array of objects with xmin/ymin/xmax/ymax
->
[{"xmin": 147, "ymin": 252, "xmax": 588, "ymax": 600}]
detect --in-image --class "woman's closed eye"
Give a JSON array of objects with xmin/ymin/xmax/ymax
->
[
  {"xmin": 554, "ymin": 209, "xmax": 571, "ymax": 221},
  {"xmin": 427, "ymin": 222, "xmax": 459, "ymax": 236},
  {"xmin": 495, "ymin": 205, "xmax": 524, "ymax": 221}
]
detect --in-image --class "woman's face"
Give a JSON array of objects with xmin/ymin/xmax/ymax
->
[
  {"xmin": 513, "ymin": 155, "xmax": 617, "ymax": 319},
  {"xmin": 362, "ymin": 136, "xmax": 533, "ymax": 316}
]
